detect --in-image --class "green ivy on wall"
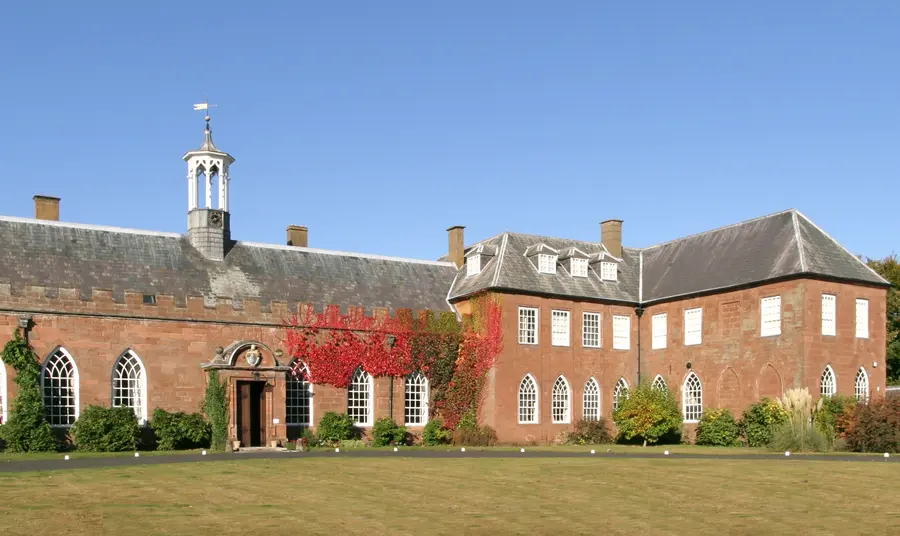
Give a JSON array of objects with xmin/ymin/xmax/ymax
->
[{"xmin": 0, "ymin": 329, "xmax": 56, "ymax": 452}]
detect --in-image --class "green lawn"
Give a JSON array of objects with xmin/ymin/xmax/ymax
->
[{"xmin": 0, "ymin": 456, "xmax": 897, "ymax": 535}]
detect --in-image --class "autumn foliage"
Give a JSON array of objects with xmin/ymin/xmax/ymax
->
[{"xmin": 284, "ymin": 296, "xmax": 502, "ymax": 428}]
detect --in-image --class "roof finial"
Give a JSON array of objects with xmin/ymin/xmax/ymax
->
[{"xmin": 192, "ymin": 95, "xmax": 217, "ymax": 132}]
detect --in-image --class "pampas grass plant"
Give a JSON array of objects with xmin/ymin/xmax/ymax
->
[{"xmin": 770, "ymin": 387, "xmax": 831, "ymax": 452}]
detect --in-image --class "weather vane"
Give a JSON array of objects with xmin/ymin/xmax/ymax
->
[{"xmin": 192, "ymin": 95, "xmax": 218, "ymax": 129}]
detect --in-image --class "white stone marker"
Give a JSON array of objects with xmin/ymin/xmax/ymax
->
[
  {"xmin": 64, "ymin": 455, "xmax": 70, "ymax": 461},
  {"xmin": 664, "ymin": 450, "xmax": 670, "ymax": 456},
  {"xmin": 785, "ymin": 451, "xmax": 791, "ymax": 457},
  {"xmin": 520, "ymin": 448, "xmax": 525, "ymax": 453},
  {"xmin": 461, "ymin": 447, "xmax": 466, "ymax": 452},
  {"xmin": 393, "ymin": 447, "xmax": 398, "ymax": 452},
  {"xmin": 134, "ymin": 452, "xmax": 140, "ymax": 458},
  {"xmin": 590, "ymin": 449, "xmax": 595, "ymax": 454},
  {"xmin": 885, "ymin": 453, "xmax": 890, "ymax": 458},
  {"xmin": 335, "ymin": 448, "xmax": 340, "ymax": 453}
]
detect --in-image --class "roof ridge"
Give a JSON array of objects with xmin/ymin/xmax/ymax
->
[
  {"xmin": 640, "ymin": 208, "xmax": 797, "ymax": 251},
  {"xmin": 792, "ymin": 211, "xmax": 807, "ymax": 272},
  {"xmin": 236, "ymin": 241, "xmax": 456, "ymax": 267},
  {"xmin": 491, "ymin": 233, "xmax": 509, "ymax": 287},
  {"xmin": 793, "ymin": 210, "xmax": 889, "ymax": 284},
  {"xmin": 0, "ymin": 215, "xmax": 182, "ymax": 238}
]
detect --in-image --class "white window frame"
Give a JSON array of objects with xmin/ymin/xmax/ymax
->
[
  {"xmin": 518, "ymin": 306, "xmax": 538, "ymax": 345},
  {"xmin": 854, "ymin": 367, "xmax": 869, "ymax": 403},
  {"xmin": 760, "ymin": 295, "xmax": 781, "ymax": 337},
  {"xmin": 651, "ymin": 374, "xmax": 667, "ymax": 392},
  {"xmin": 651, "ymin": 313, "xmax": 667, "ymax": 349},
  {"xmin": 551, "ymin": 310, "xmax": 570, "ymax": 347},
  {"xmin": 404, "ymin": 372, "xmax": 429, "ymax": 426},
  {"xmin": 518, "ymin": 373, "xmax": 539, "ymax": 424},
  {"xmin": 0, "ymin": 357, "xmax": 7, "ymax": 425},
  {"xmin": 856, "ymin": 298, "xmax": 869, "ymax": 339},
  {"xmin": 582, "ymin": 312, "xmax": 601, "ymax": 348},
  {"xmin": 820, "ymin": 365, "xmax": 836, "ymax": 397},
  {"xmin": 347, "ymin": 368, "xmax": 373, "ymax": 427},
  {"xmin": 41, "ymin": 347, "xmax": 80, "ymax": 427},
  {"xmin": 466, "ymin": 254, "xmax": 481, "ymax": 277},
  {"xmin": 286, "ymin": 359, "xmax": 313, "ymax": 427},
  {"xmin": 551, "ymin": 375, "xmax": 571, "ymax": 424},
  {"xmin": 612, "ymin": 314, "xmax": 630, "ymax": 350},
  {"xmin": 583, "ymin": 377, "xmax": 600, "ymax": 420},
  {"xmin": 538, "ymin": 254, "xmax": 557, "ymax": 274},
  {"xmin": 821, "ymin": 294, "xmax": 836, "ymax": 336},
  {"xmin": 600, "ymin": 261, "xmax": 618, "ymax": 281},
  {"xmin": 111, "ymin": 349, "xmax": 149, "ymax": 424},
  {"xmin": 612, "ymin": 378, "xmax": 629, "ymax": 412},
  {"xmin": 571, "ymin": 258, "xmax": 589, "ymax": 277},
  {"xmin": 682, "ymin": 371, "xmax": 703, "ymax": 423},
  {"xmin": 684, "ymin": 307, "xmax": 702, "ymax": 346}
]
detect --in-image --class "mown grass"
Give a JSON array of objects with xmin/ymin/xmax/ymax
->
[{"xmin": 0, "ymin": 456, "xmax": 897, "ymax": 535}]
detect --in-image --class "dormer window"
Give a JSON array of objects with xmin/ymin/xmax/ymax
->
[
  {"xmin": 571, "ymin": 258, "xmax": 588, "ymax": 278},
  {"xmin": 600, "ymin": 261, "xmax": 618, "ymax": 281},
  {"xmin": 538, "ymin": 254, "xmax": 557, "ymax": 274},
  {"xmin": 466, "ymin": 254, "xmax": 481, "ymax": 277}
]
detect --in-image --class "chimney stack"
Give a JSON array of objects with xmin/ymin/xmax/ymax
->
[
  {"xmin": 447, "ymin": 226, "xmax": 465, "ymax": 268},
  {"xmin": 601, "ymin": 219, "xmax": 623, "ymax": 258},
  {"xmin": 34, "ymin": 195, "xmax": 60, "ymax": 221},
  {"xmin": 286, "ymin": 225, "xmax": 308, "ymax": 247}
]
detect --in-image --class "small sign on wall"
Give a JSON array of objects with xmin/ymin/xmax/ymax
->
[{"xmin": 272, "ymin": 418, "xmax": 280, "ymax": 424}]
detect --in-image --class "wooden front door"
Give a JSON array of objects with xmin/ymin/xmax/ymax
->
[{"xmin": 237, "ymin": 381, "xmax": 266, "ymax": 447}]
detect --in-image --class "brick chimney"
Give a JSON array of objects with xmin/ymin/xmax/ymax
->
[
  {"xmin": 447, "ymin": 226, "xmax": 465, "ymax": 268},
  {"xmin": 601, "ymin": 219, "xmax": 623, "ymax": 258},
  {"xmin": 33, "ymin": 195, "xmax": 60, "ymax": 221},
  {"xmin": 286, "ymin": 225, "xmax": 308, "ymax": 247}
]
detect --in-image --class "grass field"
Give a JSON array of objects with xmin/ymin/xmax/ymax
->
[{"xmin": 0, "ymin": 456, "xmax": 898, "ymax": 535}]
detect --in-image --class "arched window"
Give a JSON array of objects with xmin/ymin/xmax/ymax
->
[
  {"xmin": 112, "ymin": 350, "xmax": 147, "ymax": 423},
  {"xmin": 682, "ymin": 372, "xmax": 702, "ymax": 422},
  {"xmin": 286, "ymin": 360, "xmax": 312, "ymax": 427},
  {"xmin": 518, "ymin": 374, "xmax": 538, "ymax": 424},
  {"xmin": 42, "ymin": 348, "xmax": 79, "ymax": 427},
  {"xmin": 820, "ymin": 365, "xmax": 836, "ymax": 397},
  {"xmin": 854, "ymin": 367, "xmax": 869, "ymax": 403},
  {"xmin": 651, "ymin": 375, "xmax": 667, "ymax": 392},
  {"xmin": 404, "ymin": 372, "xmax": 429, "ymax": 426},
  {"xmin": 0, "ymin": 357, "xmax": 7, "ymax": 424},
  {"xmin": 613, "ymin": 378, "xmax": 629, "ymax": 412},
  {"xmin": 551, "ymin": 375, "xmax": 571, "ymax": 424},
  {"xmin": 583, "ymin": 377, "xmax": 600, "ymax": 421},
  {"xmin": 347, "ymin": 368, "xmax": 372, "ymax": 426}
]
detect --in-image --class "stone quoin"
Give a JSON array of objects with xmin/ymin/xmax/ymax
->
[{"xmin": 0, "ymin": 117, "xmax": 888, "ymax": 445}]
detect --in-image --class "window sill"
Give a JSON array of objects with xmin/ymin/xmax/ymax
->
[
  {"xmin": 551, "ymin": 343, "xmax": 570, "ymax": 347},
  {"xmin": 683, "ymin": 419, "xmax": 699, "ymax": 424},
  {"xmin": 517, "ymin": 421, "xmax": 539, "ymax": 425}
]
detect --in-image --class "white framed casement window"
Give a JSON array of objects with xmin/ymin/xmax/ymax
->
[
  {"xmin": 820, "ymin": 365, "xmax": 836, "ymax": 397},
  {"xmin": 111, "ymin": 349, "xmax": 148, "ymax": 424},
  {"xmin": 551, "ymin": 310, "xmax": 570, "ymax": 346},
  {"xmin": 583, "ymin": 377, "xmax": 600, "ymax": 420},
  {"xmin": 682, "ymin": 372, "xmax": 703, "ymax": 423},
  {"xmin": 538, "ymin": 254, "xmax": 557, "ymax": 274},
  {"xmin": 41, "ymin": 347, "xmax": 79, "ymax": 427},
  {"xmin": 571, "ymin": 258, "xmax": 589, "ymax": 277},
  {"xmin": 466, "ymin": 255, "xmax": 481, "ymax": 277},
  {"xmin": 582, "ymin": 312, "xmax": 601, "ymax": 348},
  {"xmin": 854, "ymin": 367, "xmax": 869, "ymax": 403},
  {"xmin": 612, "ymin": 378, "xmax": 629, "ymax": 411},
  {"xmin": 651, "ymin": 313, "xmax": 667, "ymax": 349},
  {"xmin": 551, "ymin": 375, "xmax": 571, "ymax": 424},
  {"xmin": 651, "ymin": 374, "xmax": 667, "ymax": 392},
  {"xmin": 855, "ymin": 298, "xmax": 869, "ymax": 339},
  {"xmin": 760, "ymin": 296, "xmax": 781, "ymax": 337},
  {"xmin": 347, "ymin": 368, "xmax": 373, "ymax": 426},
  {"xmin": 600, "ymin": 261, "xmax": 618, "ymax": 281},
  {"xmin": 404, "ymin": 372, "xmax": 429, "ymax": 426},
  {"xmin": 286, "ymin": 360, "xmax": 313, "ymax": 427},
  {"xmin": 612, "ymin": 314, "xmax": 630, "ymax": 350},
  {"xmin": 518, "ymin": 374, "xmax": 539, "ymax": 424},
  {"xmin": 821, "ymin": 294, "xmax": 836, "ymax": 336},
  {"xmin": 684, "ymin": 307, "xmax": 702, "ymax": 346},
  {"xmin": 518, "ymin": 307, "xmax": 538, "ymax": 345}
]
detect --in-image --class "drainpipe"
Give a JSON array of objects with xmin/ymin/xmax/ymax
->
[{"xmin": 634, "ymin": 307, "xmax": 644, "ymax": 386}]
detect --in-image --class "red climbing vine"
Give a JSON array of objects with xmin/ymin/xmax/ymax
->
[{"xmin": 284, "ymin": 296, "xmax": 502, "ymax": 428}]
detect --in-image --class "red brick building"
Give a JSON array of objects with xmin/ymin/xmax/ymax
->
[{"xmin": 0, "ymin": 121, "xmax": 889, "ymax": 446}]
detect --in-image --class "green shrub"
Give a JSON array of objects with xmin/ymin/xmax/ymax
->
[
  {"xmin": 337, "ymin": 439, "xmax": 367, "ymax": 449},
  {"xmin": 815, "ymin": 395, "xmax": 857, "ymax": 440},
  {"xmin": 845, "ymin": 397, "xmax": 900, "ymax": 453},
  {"xmin": 695, "ymin": 409, "xmax": 740, "ymax": 447},
  {"xmin": 371, "ymin": 417, "xmax": 407, "ymax": 447},
  {"xmin": 422, "ymin": 418, "xmax": 452, "ymax": 445},
  {"xmin": 70, "ymin": 405, "xmax": 140, "ymax": 451},
  {"xmin": 451, "ymin": 424, "xmax": 497, "ymax": 446},
  {"xmin": 149, "ymin": 409, "xmax": 210, "ymax": 450},
  {"xmin": 740, "ymin": 398, "xmax": 789, "ymax": 447},
  {"xmin": 613, "ymin": 380, "xmax": 682, "ymax": 446},
  {"xmin": 769, "ymin": 388, "xmax": 831, "ymax": 452},
  {"xmin": 316, "ymin": 412, "xmax": 358, "ymax": 443},
  {"xmin": 0, "ymin": 330, "xmax": 57, "ymax": 452},
  {"xmin": 202, "ymin": 370, "xmax": 228, "ymax": 451},
  {"xmin": 566, "ymin": 418, "xmax": 614, "ymax": 445}
]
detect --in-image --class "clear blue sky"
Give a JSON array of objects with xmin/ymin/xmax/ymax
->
[{"xmin": 1, "ymin": 2, "xmax": 897, "ymax": 261}]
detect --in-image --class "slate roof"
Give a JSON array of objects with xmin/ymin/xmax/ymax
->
[
  {"xmin": 0, "ymin": 216, "xmax": 457, "ymax": 313},
  {"xmin": 448, "ymin": 209, "xmax": 889, "ymax": 305}
]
